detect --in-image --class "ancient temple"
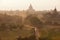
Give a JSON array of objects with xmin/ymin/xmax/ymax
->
[
  {"xmin": 26, "ymin": 4, "xmax": 35, "ymax": 14},
  {"xmin": 43, "ymin": 7, "xmax": 60, "ymax": 24},
  {"xmin": 28, "ymin": 4, "xmax": 35, "ymax": 11},
  {"xmin": 52, "ymin": 7, "xmax": 58, "ymax": 16},
  {"xmin": 53, "ymin": 7, "xmax": 57, "ymax": 13}
]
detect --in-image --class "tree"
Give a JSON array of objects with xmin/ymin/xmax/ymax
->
[{"xmin": 24, "ymin": 14, "xmax": 43, "ymax": 28}]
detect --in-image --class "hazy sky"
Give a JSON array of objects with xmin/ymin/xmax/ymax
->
[{"xmin": 0, "ymin": 0, "xmax": 60, "ymax": 10}]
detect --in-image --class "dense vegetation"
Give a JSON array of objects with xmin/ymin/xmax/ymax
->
[{"xmin": 0, "ymin": 13, "xmax": 60, "ymax": 40}]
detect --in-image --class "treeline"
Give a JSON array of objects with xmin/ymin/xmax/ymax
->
[
  {"xmin": 0, "ymin": 14, "xmax": 22, "ymax": 31},
  {"xmin": 0, "ymin": 13, "xmax": 60, "ymax": 40}
]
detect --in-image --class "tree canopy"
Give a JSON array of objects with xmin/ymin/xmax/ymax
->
[{"xmin": 24, "ymin": 14, "xmax": 43, "ymax": 28}]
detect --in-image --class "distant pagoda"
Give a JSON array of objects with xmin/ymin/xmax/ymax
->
[
  {"xmin": 28, "ymin": 4, "xmax": 35, "ymax": 11},
  {"xmin": 53, "ymin": 7, "xmax": 58, "ymax": 15}
]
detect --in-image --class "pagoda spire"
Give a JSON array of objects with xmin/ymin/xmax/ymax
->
[
  {"xmin": 28, "ymin": 4, "xmax": 35, "ymax": 11},
  {"xmin": 52, "ymin": 7, "xmax": 58, "ymax": 15},
  {"xmin": 54, "ymin": 7, "xmax": 57, "ymax": 12},
  {"xmin": 29, "ymin": 4, "xmax": 33, "ymax": 10}
]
